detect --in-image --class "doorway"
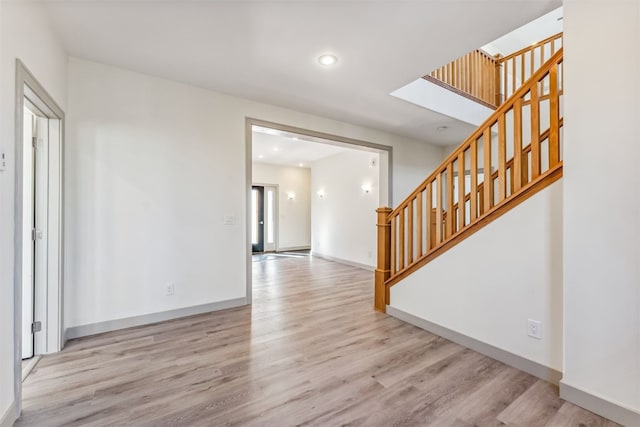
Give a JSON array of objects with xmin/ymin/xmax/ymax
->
[
  {"xmin": 246, "ymin": 118, "xmax": 392, "ymax": 304},
  {"xmin": 14, "ymin": 60, "xmax": 65, "ymax": 412}
]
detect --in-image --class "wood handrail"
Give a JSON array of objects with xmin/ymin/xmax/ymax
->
[
  {"xmin": 390, "ymin": 48, "xmax": 563, "ymax": 219},
  {"xmin": 425, "ymin": 32, "xmax": 562, "ymax": 108},
  {"xmin": 498, "ymin": 32, "xmax": 563, "ymax": 63},
  {"xmin": 375, "ymin": 48, "xmax": 564, "ymax": 309}
]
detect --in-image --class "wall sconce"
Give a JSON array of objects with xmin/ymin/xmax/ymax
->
[
  {"xmin": 287, "ymin": 192, "xmax": 295, "ymax": 200},
  {"xmin": 317, "ymin": 189, "xmax": 325, "ymax": 198},
  {"xmin": 361, "ymin": 184, "xmax": 372, "ymax": 194}
]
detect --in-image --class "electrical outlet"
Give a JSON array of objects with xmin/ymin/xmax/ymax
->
[
  {"xmin": 527, "ymin": 319, "xmax": 542, "ymax": 339},
  {"xmin": 367, "ymin": 251, "xmax": 372, "ymax": 259},
  {"xmin": 166, "ymin": 283, "xmax": 175, "ymax": 296}
]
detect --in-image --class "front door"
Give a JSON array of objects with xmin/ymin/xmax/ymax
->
[{"xmin": 252, "ymin": 186, "xmax": 265, "ymax": 253}]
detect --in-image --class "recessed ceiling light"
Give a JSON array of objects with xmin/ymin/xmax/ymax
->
[
  {"xmin": 318, "ymin": 54, "xmax": 338, "ymax": 66},
  {"xmin": 273, "ymin": 147, "xmax": 280, "ymax": 152},
  {"xmin": 299, "ymin": 163, "xmax": 304, "ymax": 167},
  {"xmin": 258, "ymin": 154, "xmax": 264, "ymax": 159}
]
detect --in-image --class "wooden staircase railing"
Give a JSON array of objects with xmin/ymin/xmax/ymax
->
[
  {"xmin": 425, "ymin": 49, "xmax": 502, "ymax": 108},
  {"xmin": 375, "ymin": 48, "xmax": 564, "ymax": 312},
  {"xmin": 424, "ymin": 32, "xmax": 563, "ymax": 109},
  {"xmin": 499, "ymin": 32, "xmax": 563, "ymax": 103}
]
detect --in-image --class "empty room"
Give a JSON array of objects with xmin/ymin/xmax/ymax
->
[{"xmin": 1, "ymin": 1, "xmax": 639, "ymax": 426}]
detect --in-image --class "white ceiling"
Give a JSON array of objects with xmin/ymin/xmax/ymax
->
[
  {"xmin": 252, "ymin": 128, "xmax": 352, "ymax": 167},
  {"xmin": 482, "ymin": 7, "xmax": 563, "ymax": 56},
  {"xmin": 43, "ymin": 0, "xmax": 561, "ymax": 145}
]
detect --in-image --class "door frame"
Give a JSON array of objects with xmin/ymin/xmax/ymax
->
[
  {"xmin": 13, "ymin": 59, "xmax": 65, "ymax": 415},
  {"xmin": 245, "ymin": 117, "xmax": 393, "ymax": 304}
]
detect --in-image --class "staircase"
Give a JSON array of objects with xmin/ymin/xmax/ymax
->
[{"xmin": 374, "ymin": 38, "xmax": 564, "ymax": 312}]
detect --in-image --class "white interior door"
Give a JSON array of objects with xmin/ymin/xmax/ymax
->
[
  {"xmin": 21, "ymin": 103, "xmax": 50, "ymax": 359},
  {"xmin": 33, "ymin": 112, "xmax": 49, "ymax": 355},
  {"xmin": 21, "ymin": 108, "xmax": 35, "ymax": 360}
]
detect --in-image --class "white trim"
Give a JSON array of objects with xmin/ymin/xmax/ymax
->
[
  {"xmin": 277, "ymin": 246, "xmax": 311, "ymax": 252},
  {"xmin": 65, "ymin": 298, "xmax": 247, "ymax": 339},
  {"xmin": 311, "ymin": 251, "xmax": 375, "ymax": 272},
  {"xmin": 560, "ymin": 381, "xmax": 640, "ymax": 426},
  {"xmin": 21, "ymin": 355, "xmax": 41, "ymax": 382},
  {"xmin": 0, "ymin": 400, "xmax": 17, "ymax": 427},
  {"xmin": 386, "ymin": 305, "xmax": 562, "ymax": 385},
  {"xmin": 14, "ymin": 59, "xmax": 66, "ymax": 417}
]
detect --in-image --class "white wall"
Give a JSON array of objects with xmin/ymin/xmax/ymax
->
[
  {"xmin": 390, "ymin": 181, "xmax": 563, "ymax": 371},
  {"xmin": 562, "ymin": 0, "xmax": 640, "ymax": 418},
  {"xmin": 65, "ymin": 57, "xmax": 444, "ymax": 330},
  {"xmin": 311, "ymin": 150, "xmax": 380, "ymax": 268},
  {"xmin": 0, "ymin": 0, "xmax": 68, "ymax": 421},
  {"xmin": 252, "ymin": 162, "xmax": 311, "ymax": 250}
]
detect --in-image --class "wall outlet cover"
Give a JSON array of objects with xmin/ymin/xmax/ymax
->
[{"xmin": 527, "ymin": 319, "xmax": 542, "ymax": 339}]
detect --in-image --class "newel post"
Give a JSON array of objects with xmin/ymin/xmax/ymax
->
[{"xmin": 375, "ymin": 207, "xmax": 392, "ymax": 313}]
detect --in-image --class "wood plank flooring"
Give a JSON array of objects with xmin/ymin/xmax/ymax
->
[{"xmin": 17, "ymin": 254, "xmax": 618, "ymax": 426}]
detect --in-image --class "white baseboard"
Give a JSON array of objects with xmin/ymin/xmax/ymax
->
[
  {"xmin": 65, "ymin": 297, "xmax": 247, "ymax": 340},
  {"xmin": 560, "ymin": 381, "xmax": 640, "ymax": 426},
  {"xmin": 311, "ymin": 251, "xmax": 375, "ymax": 271},
  {"xmin": 386, "ymin": 305, "xmax": 562, "ymax": 385},
  {"xmin": 277, "ymin": 246, "xmax": 311, "ymax": 252},
  {"xmin": 0, "ymin": 400, "xmax": 17, "ymax": 427}
]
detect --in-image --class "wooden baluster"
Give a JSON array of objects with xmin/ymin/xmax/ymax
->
[
  {"xmin": 520, "ymin": 54, "xmax": 525, "ymax": 88},
  {"xmin": 549, "ymin": 65, "xmax": 560, "ymax": 168},
  {"xmin": 458, "ymin": 152, "xmax": 465, "ymax": 230},
  {"xmin": 435, "ymin": 173, "xmax": 443, "ymax": 245},
  {"xmin": 416, "ymin": 191, "xmax": 423, "ymax": 258},
  {"xmin": 494, "ymin": 54, "xmax": 502, "ymax": 106},
  {"xmin": 462, "ymin": 56, "xmax": 466, "ymax": 93},
  {"xmin": 502, "ymin": 59, "xmax": 507, "ymax": 104},
  {"xmin": 470, "ymin": 140, "xmax": 478, "ymax": 222},
  {"xmin": 407, "ymin": 199, "xmax": 414, "ymax": 264},
  {"xmin": 398, "ymin": 208, "xmax": 405, "ymax": 270},
  {"xmin": 426, "ymin": 182, "xmax": 433, "ymax": 251},
  {"xmin": 530, "ymin": 82, "xmax": 541, "ymax": 178},
  {"xmin": 498, "ymin": 114, "xmax": 507, "ymax": 202},
  {"xmin": 483, "ymin": 128, "xmax": 493, "ymax": 212},
  {"xmin": 446, "ymin": 163, "xmax": 454, "ymax": 237},
  {"xmin": 513, "ymin": 97, "xmax": 523, "ymax": 192},
  {"xmin": 426, "ymin": 182, "xmax": 436, "ymax": 252},
  {"xmin": 375, "ymin": 207, "xmax": 392, "ymax": 312},
  {"xmin": 511, "ymin": 58, "xmax": 516, "ymax": 99},
  {"xmin": 390, "ymin": 214, "xmax": 396, "ymax": 274}
]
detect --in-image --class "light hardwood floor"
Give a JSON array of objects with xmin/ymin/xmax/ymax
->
[{"xmin": 17, "ymin": 254, "xmax": 618, "ymax": 426}]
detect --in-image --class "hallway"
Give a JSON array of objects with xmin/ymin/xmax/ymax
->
[{"xmin": 17, "ymin": 255, "xmax": 616, "ymax": 426}]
